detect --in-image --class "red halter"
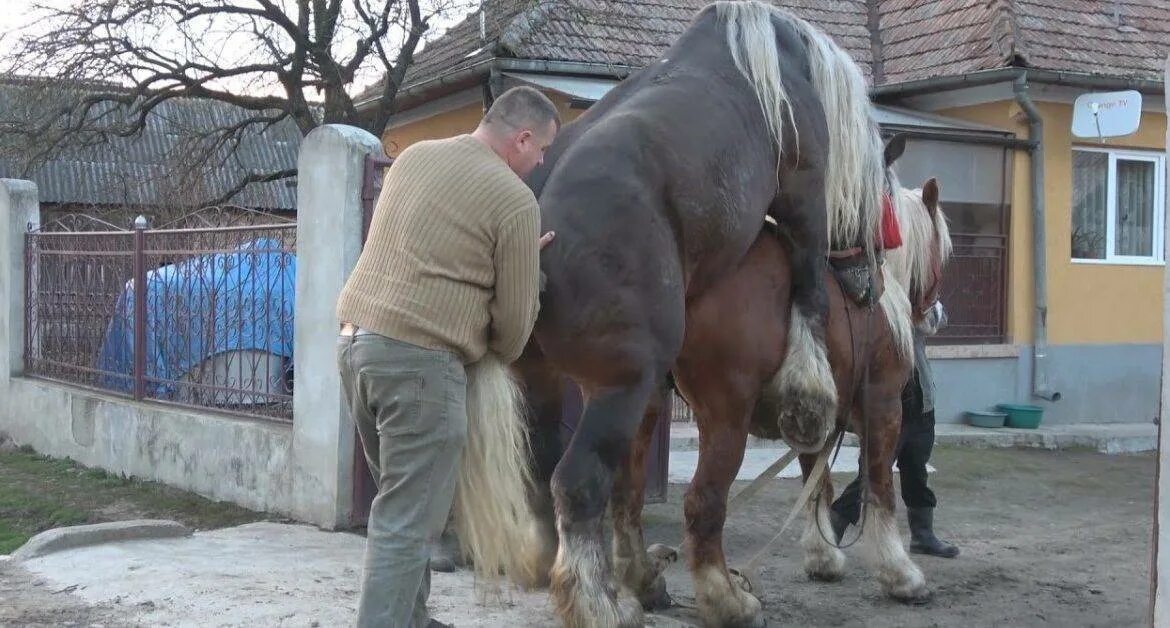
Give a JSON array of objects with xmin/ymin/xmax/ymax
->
[{"xmin": 878, "ymin": 191, "xmax": 902, "ymax": 250}]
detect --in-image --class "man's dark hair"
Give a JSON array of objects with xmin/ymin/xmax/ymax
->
[{"xmin": 483, "ymin": 86, "xmax": 561, "ymax": 133}]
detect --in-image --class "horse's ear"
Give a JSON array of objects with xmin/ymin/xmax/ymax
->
[
  {"xmin": 922, "ymin": 178, "xmax": 939, "ymax": 216},
  {"xmin": 883, "ymin": 133, "xmax": 907, "ymax": 167}
]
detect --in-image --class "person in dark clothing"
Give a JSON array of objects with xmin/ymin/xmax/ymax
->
[{"xmin": 830, "ymin": 301, "xmax": 959, "ymax": 558}]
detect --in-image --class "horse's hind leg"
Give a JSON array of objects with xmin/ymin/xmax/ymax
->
[
  {"xmin": 611, "ymin": 383, "xmax": 675, "ymax": 610},
  {"xmin": 684, "ymin": 394, "xmax": 764, "ymax": 628},
  {"xmin": 858, "ymin": 395, "xmax": 929, "ymax": 602},
  {"xmin": 768, "ymin": 187, "xmax": 837, "ymax": 453},
  {"xmin": 550, "ymin": 372, "xmax": 664, "ymax": 628},
  {"xmin": 797, "ymin": 452, "xmax": 846, "ymax": 581}
]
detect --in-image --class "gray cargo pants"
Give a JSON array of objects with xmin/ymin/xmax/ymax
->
[{"xmin": 338, "ymin": 330, "xmax": 467, "ymax": 628}]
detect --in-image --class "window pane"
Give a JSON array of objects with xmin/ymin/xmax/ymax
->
[
  {"xmin": 1114, "ymin": 159, "xmax": 1156, "ymax": 257},
  {"xmin": 1071, "ymin": 151, "xmax": 1108, "ymax": 259}
]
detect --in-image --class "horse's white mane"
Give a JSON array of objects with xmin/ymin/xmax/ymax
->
[
  {"xmin": 885, "ymin": 186, "xmax": 953, "ymax": 295},
  {"xmin": 715, "ymin": 0, "xmax": 885, "ymax": 254}
]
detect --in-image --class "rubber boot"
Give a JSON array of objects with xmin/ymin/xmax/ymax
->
[{"xmin": 908, "ymin": 507, "xmax": 959, "ymax": 558}]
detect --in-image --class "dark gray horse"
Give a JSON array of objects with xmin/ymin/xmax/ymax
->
[{"xmin": 514, "ymin": 2, "xmax": 888, "ymax": 625}]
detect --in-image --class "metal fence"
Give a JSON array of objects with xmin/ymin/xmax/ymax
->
[
  {"xmin": 24, "ymin": 221, "xmax": 297, "ymax": 421},
  {"xmin": 934, "ymin": 233, "xmax": 1007, "ymax": 344}
]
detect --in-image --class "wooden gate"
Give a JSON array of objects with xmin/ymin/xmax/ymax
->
[{"xmin": 350, "ymin": 152, "xmax": 671, "ymax": 526}]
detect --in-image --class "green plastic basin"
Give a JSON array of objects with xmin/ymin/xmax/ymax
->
[
  {"xmin": 966, "ymin": 410, "xmax": 1006, "ymax": 429},
  {"xmin": 995, "ymin": 403, "xmax": 1044, "ymax": 429}
]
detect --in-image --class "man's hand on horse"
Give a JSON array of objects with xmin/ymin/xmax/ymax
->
[{"xmin": 539, "ymin": 231, "xmax": 556, "ymax": 250}]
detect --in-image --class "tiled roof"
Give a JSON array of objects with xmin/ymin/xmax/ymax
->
[
  {"xmin": 399, "ymin": 0, "xmax": 532, "ymax": 89},
  {"xmin": 877, "ymin": 0, "xmax": 1011, "ymax": 84},
  {"xmin": 359, "ymin": 0, "xmax": 871, "ymax": 101},
  {"xmin": 1012, "ymin": 0, "xmax": 1170, "ymax": 81},
  {"xmin": 372, "ymin": 0, "xmax": 1168, "ymax": 104},
  {"xmin": 501, "ymin": 0, "xmax": 872, "ymax": 79}
]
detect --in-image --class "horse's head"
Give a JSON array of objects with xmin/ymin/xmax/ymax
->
[{"xmin": 880, "ymin": 135, "xmax": 953, "ymax": 333}]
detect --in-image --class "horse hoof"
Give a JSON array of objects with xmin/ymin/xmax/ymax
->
[
  {"xmin": 728, "ymin": 568, "xmax": 755, "ymax": 594},
  {"xmin": 803, "ymin": 548, "xmax": 846, "ymax": 582},
  {"xmin": 806, "ymin": 568, "xmax": 844, "ymax": 583},
  {"xmin": 646, "ymin": 543, "xmax": 679, "ymax": 571},
  {"xmin": 894, "ymin": 587, "xmax": 933, "ymax": 606},
  {"xmin": 637, "ymin": 573, "xmax": 673, "ymax": 611},
  {"xmin": 616, "ymin": 592, "xmax": 644, "ymax": 628},
  {"xmin": 886, "ymin": 579, "xmax": 932, "ymax": 606},
  {"xmin": 702, "ymin": 587, "xmax": 765, "ymax": 628}
]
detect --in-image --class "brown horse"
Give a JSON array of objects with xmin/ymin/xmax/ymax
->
[
  {"xmin": 511, "ymin": 3, "xmax": 890, "ymax": 625},
  {"xmin": 663, "ymin": 176, "xmax": 953, "ymax": 626},
  {"xmin": 514, "ymin": 171, "xmax": 953, "ymax": 628}
]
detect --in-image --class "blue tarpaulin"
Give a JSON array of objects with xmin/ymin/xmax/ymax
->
[{"xmin": 97, "ymin": 238, "xmax": 296, "ymax": 397}]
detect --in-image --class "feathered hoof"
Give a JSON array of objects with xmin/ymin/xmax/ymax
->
[
  {"xmin": 636, "ymin": 544, "xmax": 678, "ymax": 610},
  {"xmin": 615, "ymin": 591, "xmax": 646, "ymax": 628},
  {"xmin": 882, "ymin": 568, "xmax": 931, "ymax": 605},
  {"xmin": 699, "ymin": 577, "xmax": 765, "ymax": 628},
  {"xmin": 892, "ymin": 586, "xmax": 933, "ymax": 606},
  {"xmin": 512, "ymin": 522, "xmax": 557, "ymax": 590},
  {"xmin": 803, "ymin": 547, "xmax": 846, "ymax": 582},
  {"xmin": 636, "ymin": 572, "xmax": 672, "ymax": 611}
]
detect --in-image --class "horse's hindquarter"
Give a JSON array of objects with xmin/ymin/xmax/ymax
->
[
  {"xmin": 529, "ymin": 6, "xmax": 811, "ymax": 384},
  {"xmin": 678, "ymin": 231, "xmax": 906, "ymax": 423},
  {"xmin": 533, "ymin": 89, "xmax": 778, "ymax": 379}
]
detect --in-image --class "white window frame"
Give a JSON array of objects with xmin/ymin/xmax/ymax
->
[{"xmin": 1071, "ymin": 146, "xmax": 1166, "ymax": 266}]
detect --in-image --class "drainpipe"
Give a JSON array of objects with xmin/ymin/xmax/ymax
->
[{"xmin": 1013, "ymin": 73, "xmax": 1062, "ymax": 402}]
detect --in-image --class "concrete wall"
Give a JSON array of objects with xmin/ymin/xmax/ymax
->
[
  {"xmin": 5, "ymin": 379, "xmax": 294, "ymax": 514},
  {"xmin": 930, "ymin": 351, "xmax": 1020, "ymax": 424},
  {"xmin": 0, "ymin": 125, "xmax": 381, "ymax": 526},
  {"xmin": 931, "ymin": 344, "xmax": 1161, "ymax": 425}
]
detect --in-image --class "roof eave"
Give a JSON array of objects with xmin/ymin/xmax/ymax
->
[
  {"xmin": 872, "ymin": 68, "xmax": 1166, "ymax": 100},
  {"xmin": 355, "ymin": 57, "xmax": 640, "ymax": 115}
]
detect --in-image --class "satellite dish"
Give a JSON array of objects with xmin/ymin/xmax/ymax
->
[{"xmin": 1071, "ymin": 90, "xmax": 1143, "ymax": 140}]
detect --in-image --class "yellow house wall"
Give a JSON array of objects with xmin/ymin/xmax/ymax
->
[
  {"xmin": 383, "ymin": 91, "xmax": 584, "ymax": 157},
  {"xmin": 940, "ymin": 100, "xmax": 1167, "ymax": 346},
  {"xmin": 383, "ymin": 89, "xmax": 1167, "ymax": 346}
]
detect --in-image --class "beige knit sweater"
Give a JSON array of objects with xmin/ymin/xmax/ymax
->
[{"xmin": 336, "ymin": 134, "xmax": 541, "ymax": 364}]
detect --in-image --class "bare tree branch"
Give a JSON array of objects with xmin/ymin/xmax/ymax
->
[
  {"xmin": 207, "ymin": 168, "xmax": 299, "ymax": 207},
  {"xmin": 2, "ymin": 0, "xmax": 477, "ymax": 207}
]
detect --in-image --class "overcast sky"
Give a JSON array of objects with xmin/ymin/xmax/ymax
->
[
  {"xmin": 0, "ymin": 0, "xmax": 470, "ymax": 94},
  {"xmin": 0, "ymin": 1, "xmax": 69, "ymax": 48}
]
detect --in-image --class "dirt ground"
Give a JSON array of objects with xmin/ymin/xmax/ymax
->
[
  {"xmin": 0, "ymin": 445, "xmax": 1156, "ymax": 627},
  {"xmin": 0, "ymin": 559, "xmax": 140, "ymax": 627},
  {"xmin": 641, "ymin": 446, "xmax": 1155, "ymax": 627},
  {"xmin": 0, "ymin": 443, "xmax": 267, "ymax": 627}
]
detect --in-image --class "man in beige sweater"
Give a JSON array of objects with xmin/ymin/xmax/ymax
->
[{"xmin": 336, "ymin": 86, "xmax": 559, "ymax": 628}]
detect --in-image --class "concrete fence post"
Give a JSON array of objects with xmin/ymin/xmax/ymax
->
[
  {"xmin": 0, "ymin": 180, "xmax": 40, "ymax": 392},
  {"xmin": 291, "ymin": 125, "xmax": 384, "ymax": 529}
]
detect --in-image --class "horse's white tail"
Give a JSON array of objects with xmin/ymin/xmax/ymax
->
[
  {"xmin": 455, "ymin": 355, "xmax": 536, "ymax": 591},
  {"xmin": 716, "ymin": 0, "xmax": 885, "ymax": 252}
]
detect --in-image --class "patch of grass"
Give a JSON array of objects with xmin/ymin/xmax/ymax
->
[{"xmin": 0, "ymin": 449, "xmax": 271, "ymax": 554}]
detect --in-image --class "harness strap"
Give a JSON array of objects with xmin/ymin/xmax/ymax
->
[{"xmin": 730, "ymin": 426, "xmax": 842, "ymax": 592}]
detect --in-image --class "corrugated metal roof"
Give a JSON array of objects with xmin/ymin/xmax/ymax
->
[{"xmin": 0, "ymin": 82, "xmax": 301, "ymax": 210}]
